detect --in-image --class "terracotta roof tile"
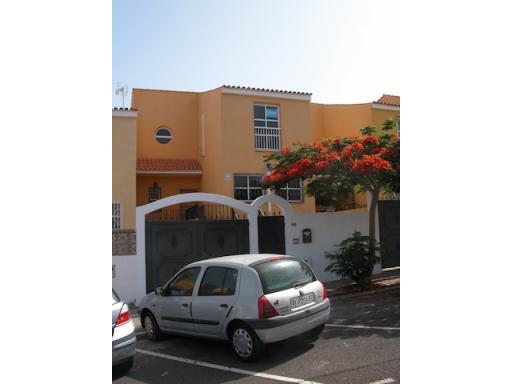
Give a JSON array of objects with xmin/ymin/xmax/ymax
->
[
  {"xmin": 374, "ymin": 94, "xmax": 400, "ymax": 107},
  {"xmin": 137, "ymin": 158, "xmax": 202, "ymax": 172},
  {"xmin": 222, "ymin": 85, "xmax": 312, "ymax": 96}
]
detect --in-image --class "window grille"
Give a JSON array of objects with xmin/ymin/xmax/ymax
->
[
  {"xmin": 277, "ymin": 179, "xmax": 303, "ymax": 202},
  {"xmin": 254, "ymin": 104, "xmax": 280, "ymax": 150},
  {"xmin": 234, "ymin": 174, "xmax": 263, "ymax": 201},
  {"xmin": 112, "ymin": 202, "xmax": 122, "ymax": 230}
]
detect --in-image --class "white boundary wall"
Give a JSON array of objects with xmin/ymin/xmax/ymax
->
[
  {"xmin": 112, "ymin": 255, "xmax": 137, "ymax": 304},
  {"xmin": 287, "ymin": 208, "xmax": 378, "ymax": 282}
]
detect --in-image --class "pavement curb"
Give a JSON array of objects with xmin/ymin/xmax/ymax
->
[{"xmin": 327, "ymin": 284, "xmax": 400, "ymax": 301}]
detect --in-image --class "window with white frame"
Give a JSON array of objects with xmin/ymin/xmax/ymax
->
[
  {"xmin": 277, "ymin": 179, "xmax": 303, "ymax": 202},
  {"xmin": 254, "ymin": 104, "xmax": 280, "ymax": 150},
  {"xmin": 112, "ymin": 202, "xmax": 122, "ymax": 230},
  {"xmin": 234, "ymin": 174, "xmax": 263, "ymax": 201},
  {"xmin": 396, "ymin": 118, "xmax": 400, "ymax": 137}
]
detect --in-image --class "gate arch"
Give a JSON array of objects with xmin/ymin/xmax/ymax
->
[{"xmin": 135, "ymin": 193, "xmax": 294, "ymax": 304}]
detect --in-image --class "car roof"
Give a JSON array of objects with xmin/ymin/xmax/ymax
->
[{"xmin": 187, "ymin": 254, "xmax": 291, "ymax": 268}]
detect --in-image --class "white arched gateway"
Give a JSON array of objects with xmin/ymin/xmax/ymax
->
[{"xmin": 135, "ymin": 193, "xmax": 294, "ymax": 304}]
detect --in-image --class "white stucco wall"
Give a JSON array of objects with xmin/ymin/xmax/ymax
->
[
  {"xmin": 286, "ymin": 208, "xmax": 379, "ymax": 282},
  {"xmin": 112, "ymin": 255, "xmax": 137, "ymax": 304}
]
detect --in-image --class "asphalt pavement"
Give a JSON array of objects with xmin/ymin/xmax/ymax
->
[{"xmin": 113, "ymin": 288, "xmax": 400, "ymax": 384}]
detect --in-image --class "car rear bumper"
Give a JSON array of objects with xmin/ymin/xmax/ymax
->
[
  {"xmin": 112, "ymin": 322, "xmax": 136, "ymax": 366},
  {"xmin": 249, "ymin": 299, "xmax": 330, "ymax": 344}
]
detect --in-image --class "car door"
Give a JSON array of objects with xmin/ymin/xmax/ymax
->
[
  {"xmin": 191, "ymin": 266, "xmax": 239, "ymax": 336},
  {"xmin": 158, "ymin": 267, "xmax": 201, "ymax": 332}
]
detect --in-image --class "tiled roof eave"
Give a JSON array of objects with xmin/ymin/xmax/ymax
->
[
  {"xmin": 136, "ymin": 158, "xmax": 202, "ymax": 172},
  {"xmin": 222, "ymin": 84, "xmax": 311, "ymax": 96}
]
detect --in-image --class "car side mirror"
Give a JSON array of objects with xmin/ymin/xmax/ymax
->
[{"xmin": 155, "ymin": 287, "xmax": 164, "ymax": 296}]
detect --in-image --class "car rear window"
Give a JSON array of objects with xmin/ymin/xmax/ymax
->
[{"xmin": 253, "ymin": 258, "xmax": 316, "ymax": 294}]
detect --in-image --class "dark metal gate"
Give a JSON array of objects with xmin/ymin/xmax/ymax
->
[
  {"xmin": 145, "ymin": 220, "xmax": 249, "ymax": 292},
  {"xmin": 258, "ymin": 216, "xmax": 286, "ymax": 255},
  {"xmin": 378, "ymin": 200, "xmax": 400, "ymax": 268}
]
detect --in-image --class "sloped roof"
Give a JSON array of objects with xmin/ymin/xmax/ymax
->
[
  {"xmin": 137, "ymin": 158, "xmax": 202, "ymax": 172},
  {"xmin": 222, "ymin": 85, "xmax": 312, "ymax": 96},
  {"xmin": 374, "ymin": 94, "xmax": 400, "ymax": 107}
]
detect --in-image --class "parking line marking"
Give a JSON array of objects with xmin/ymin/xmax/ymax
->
[
  {"xmin": 136, "ymin": 348, "xmax": 323, "ymax": 384},
  {"xmin": 368, "ymin": 379, "xmax": 395, "ymax": 384},
  {"xmin": 326, "ymin": 324, "xmax": 399, "ymax": 331}
]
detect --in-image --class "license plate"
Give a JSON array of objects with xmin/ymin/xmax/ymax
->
[{"xmin": 290, "ymin": 293, "xmax": 315, "ymax": 309}]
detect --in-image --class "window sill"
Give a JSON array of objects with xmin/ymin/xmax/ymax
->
[{"xmin": 254, "ymin": 148, "xmax": 280, "ymax": 152}]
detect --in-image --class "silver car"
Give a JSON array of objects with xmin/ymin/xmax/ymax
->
[
  {"xmin": 112, "ymin": 289, "xmax": 136, "ymax": 368},
  {"xmin": 139, "ymin": 254, "xmax": 330, "ymax": 361}
]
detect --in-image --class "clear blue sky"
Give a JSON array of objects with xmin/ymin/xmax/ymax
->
[{"xmin": 113, "ymin": 0, "xmax": 399, "ymax": 108}]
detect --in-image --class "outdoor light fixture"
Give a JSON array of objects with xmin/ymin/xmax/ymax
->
[{"xmin": 149, "ymin": 182, "xmax": 161, "ymax": 202}]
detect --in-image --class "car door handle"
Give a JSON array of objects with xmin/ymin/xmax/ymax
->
[
  {"xmin": 181, "ymin": 303, "xmax": 189, "ymax": 308},
  {"xmin": 219, "ymin": 304, "xmax": 228, "ymax": 309}
]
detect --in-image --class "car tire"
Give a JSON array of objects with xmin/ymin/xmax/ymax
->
[
  {"xmin": 143, "ymin": 312, "xmax": 161, "ymax": 341},
  {"xmin": 230, "ymin": 323, "xmax": 264, "ymax": 362}
]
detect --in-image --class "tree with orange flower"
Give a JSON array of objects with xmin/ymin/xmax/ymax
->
[{"xmin": 263, "ymin": 119, "xmax": 399, "ymax": 276}]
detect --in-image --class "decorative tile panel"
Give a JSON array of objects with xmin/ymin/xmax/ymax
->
[{"xmin": 112, "ymin": 230, "xmax": 136, "ymax": 255}]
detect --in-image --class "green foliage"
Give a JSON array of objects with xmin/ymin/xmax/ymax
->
[
  {"xmin": 324, "ymin": 231, "xmax": 380, "ymax": 287},
  {"xmin": 360, "ymin": 125, "xmax": 377, "ymax": 135}
]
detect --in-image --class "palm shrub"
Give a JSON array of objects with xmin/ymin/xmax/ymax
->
[{"xmin": 324, "ymin": 231, "xmax": 380, "ymax": 288}]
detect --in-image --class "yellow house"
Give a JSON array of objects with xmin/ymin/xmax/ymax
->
[
  {"xmin": 124, "ymin": 86, "xmax": 399, "ymax": 217},
  {"xmin": 112, "ymin": 108, "xmax": 137, "ymax": 254}
]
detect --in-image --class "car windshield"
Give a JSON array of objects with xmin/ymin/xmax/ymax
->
[
  {"xmin": 253, "ymin": 258, "xmax": 316, "ymax": 294},
  {"xmin": 112, "ymin": 289, "xmax": 120, "ymax": 304}
]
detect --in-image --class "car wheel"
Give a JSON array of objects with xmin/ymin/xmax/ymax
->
[
  {"xmin": 230, "ymin": 323, "xmax": 264, "ymax": 362},
  {"xmin": 143, "ymin": 312, "xmax": 161, "ymax": 341}
]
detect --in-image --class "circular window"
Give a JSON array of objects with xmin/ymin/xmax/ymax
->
[{"xmin": 155, "ymin": 127, "xmax": 172, "ymax": 144}]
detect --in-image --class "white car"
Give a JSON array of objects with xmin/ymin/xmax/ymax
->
[
  {"xmin": 112, "ymin": 289, "xmax": 136, "ymax": 369},
  {"xmin": 139, "ymin": 254, "xmax": 330, "ymax": 361}
]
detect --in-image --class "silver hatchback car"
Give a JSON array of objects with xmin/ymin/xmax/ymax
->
[
  {"xmin": 112, "ymin": 289, "xmax": 136, "ymax": 368},
  {"xmin": 139, "ymin": 254, "xmax": 330, "ymax": 361}
]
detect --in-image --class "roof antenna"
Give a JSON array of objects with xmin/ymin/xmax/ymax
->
[{"xmin": 115, "ymin": 83, "xmax": 128, "ymax": 108}]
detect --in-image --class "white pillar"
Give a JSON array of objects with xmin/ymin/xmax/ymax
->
[
  {"xmin": 248, "ymin": 211, "xmax": 259, "ymax": 253},
  {"xmin": 135, "ymin": 209, "xmax": 147, "ymax": 306}
]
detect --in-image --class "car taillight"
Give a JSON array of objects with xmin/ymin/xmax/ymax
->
[
  {"xmin": 115, "ymin": 304, "xmax": 132, "ymax": 327},
  {"xmin": 258, "ymin": 295, "xmax": 279, "ymax": 319},
  {"xmin": 321, "ymin": 282, "xmax": 328, "ymax": 300}
]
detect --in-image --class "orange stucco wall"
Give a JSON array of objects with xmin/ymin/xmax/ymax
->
[
  {"xmin": 112, "ymin": 114, "xmax": 137, "ymax": 229},
  {"xmin": 131, "ymin": 89, "xmax": 199, "ymax": 159},
  {"xmin": 217, "ymin": 93, "xmax": 316, "ymax": 213},
  {"xmin": 136, "ymin": 176, "xmax": 201, "ymax": 206},
  {"xmin": 371, "ymin": 108, "xmax": 400, "ymax": 132},
  {"xmin": 197, "ymin": 88, "xmax": 223, "ymax": 197}
]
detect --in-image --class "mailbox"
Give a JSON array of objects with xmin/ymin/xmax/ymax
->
[{"xmin": 302, "ymin": 228, "xmax": 312, "ymax": 243}]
